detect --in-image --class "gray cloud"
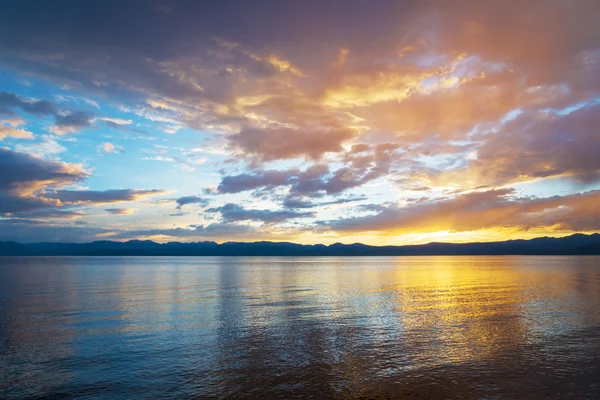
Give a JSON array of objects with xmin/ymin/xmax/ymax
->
[
  {"xmin": 45, "ymin": 189, "xmax": 166, "ymax": 204},
  {"xmin": 0, "ymin": 219, "xmax": 255, "ymax": 243},
  {"xmin": 0, "ymin": 219, "xmax": 109, "ymax": 243},
  {"xmin": 51, "ymin": 111, "xmax": 95, "ymax": 134},
  {"xmin": 217, "ymin": 169, "xmax": 291, "ymax": 194},
  {"xmin": 110, "ymin": 222, "xmax": 254, "ymax": 240},
  {"xmin": 217, "ymin": 163, "xmax": 386, "ymax": 197},
  {"xmin": 9, "ymin": 208, "xmax": 86, "ymax": 219},
  {"xmin": 0, "ymin": 147, "xmax": 88, "ymax": 192},
  {"xmin": 105, "ymin": 208, "xmax": 135, "ymax": 215},
  {"xmin": 175, "ymin": 195, "xmax": 209, "ymax": 209},
  {"xmin": 0, "ymin": 91, "xmax": 57, "ymax": 116},
  {"xmin": 0, "ymin": 91, "xmax": 96, "ymax": 134},
  {"xmin": 206, "ymin": 203, "xmax": 314, "ymax": 223},
  {"xmin": 0, "ymin": 194, "xmax": 55, "ymax": 213},
  {"xmin": 0, "ymin": 149, "xmax": 168, "ymax": 217},
  {"xmin": 283, "ymin": 195, "xmax": 366, "ymax": 209}
]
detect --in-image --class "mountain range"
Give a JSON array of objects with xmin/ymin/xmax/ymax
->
[{"xmin": 1, "ymin": 233, "xmax": 600, "ymax": 256}]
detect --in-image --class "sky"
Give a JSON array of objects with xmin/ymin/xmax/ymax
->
[{"xmin": 1, "ymin": 0, "xmax": 600, "ymax": 245}]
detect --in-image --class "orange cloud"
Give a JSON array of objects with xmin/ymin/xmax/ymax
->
[{"xmin": 322, "ymin": 189, "xmax": 600, "ymax": 235}]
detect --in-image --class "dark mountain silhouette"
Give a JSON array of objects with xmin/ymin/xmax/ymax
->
[{"xmin": 1, "ymin": 233, "xmax": 600, "ymax": 256}]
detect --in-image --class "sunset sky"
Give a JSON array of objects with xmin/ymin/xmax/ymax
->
[{"xmin": 1, "ymin": 0, "xmax": 599, "ymax": 244}]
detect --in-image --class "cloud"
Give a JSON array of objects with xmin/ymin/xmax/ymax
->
[
  {"xmin": 412, "ymin": 102, "xmax": 600, "ymax": 189},
  {"xmin": 290, "ymin": 165, "xmax": 386, "ymax": 196},
  {"xmin": 0, "ymin": 148, "xmax": 89, "ymax": 214},
  {"xmin": 0, "ymin": 193, "xmax": 57, "ymax": 213},
  {"xmin": 175, "ymin": 195, "xmax": 209, "ymax": 209},
  {"xmin": 141, "ymin": 156, "xmax": 174, "ymax": 162},
  {"xmin": 15, "ymin": 135, "xmax": 67, "ymax": 157},
  {"xmin": 0, "ymin": 147, "xmax": 89, "ymax": 194},
  {"xmin": 217, "ymin": 169, "xmax": 291, "ymax": 194},
  {"xmin": 0, "ymin": 91, "xmax": 57, "ymax": 116},
  {"xmin": 283, "ymin": 195, "xmax": 366, "ymax": 209},
  {"xmin": 94, "ymin": 117, "xmax": 132, "ymax": 125},
  {"xmin": 217, "ymin": 162, "xmax": 388, "ymax": 197},
  {"xmin": 227, "ymin": 126, "xmax": 355, "ymax": 161},
  {"xmin": 97, "ymin": 142, "xmax": 123, "ymax": 154},
  {"xmin": 0, "ymin": 91, "xmax": 96, "ymax": 135},
  {"xmin": 471, "ymin": 104, "xmax": 600, "ymax": 184},
  {"xmin": 0, "ymin": 125, "xmax": 33, "ymax": 140},
  {"xmin": 320, "ymin": 189, "xmax": 600, "ymax": 235},
  {"xmin": 44, "ymin": 189, "xmax": 167, "ymax": 204},
  {"xmin": 0, "ymin": 148, "xmax": 168, "ymax": 220},
  {"xmin": 0, "ymin": 219, "xmax": 109, "ymax": 243},
  {"xmin": 109, "ymin": 223, "xmax": 255, "ymax": 240},
  {"xmin": 8, "ymin": 208, "xmax": 86, "ymax": 220},
  {"xmin": 105, "ymin": 207, "xmax": 136, "ymax": 215},
  {"xmin": 49, "ymin": 111, "xmax": 95, "ymax": 135},
  {"xmin": 0, "ymin": 148, "xmax": 168, "ymax": 216},
  {"xmin": 206, "ymin": 203, "xmax": 314, "ymax": 223}
]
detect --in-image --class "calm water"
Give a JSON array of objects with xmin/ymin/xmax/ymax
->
[{"xmin": 1, "ymin": 256, "xmax": 600, "ymax": 399}]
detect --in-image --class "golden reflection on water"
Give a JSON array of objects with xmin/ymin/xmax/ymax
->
[
  {"xmin": 383, "ymin": 257, "xmax": 528, "ymax": 367},
  {"xmin": 367, "ymin": 256, "xmax": 600, "ymax": 370}
]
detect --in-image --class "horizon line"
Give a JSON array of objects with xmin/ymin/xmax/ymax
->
[{"xmin": 2, "ymin": 232, "xmax": 599, "ymax": 247}]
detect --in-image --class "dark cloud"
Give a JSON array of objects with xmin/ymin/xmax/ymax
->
[
  {"xmin": 0, "ymin": 218, "xmax": 255, "ymax": 243},
  {"xmin": 0, "ymin": 91, "xmax": 57, "ymax": 116},
  {"xmin": 282, "ymin": 197, "xmax": 315, "ymax": 209},
  {"xmin": 0, "ymin": 193, "xmax": 55, "ymax": 213},
  {"xmin": 105, "ymin": 208, "xmax": 135, "ymax": 215},
  {"xmin": 282, "ymin": 195, "xmax": 366, "ymax": 209},
  {"xmin": 218, "ymin": 163, "xmax": 387, "ymax": 197},
  {"xmin": 51, "ymin": 111, "xmax": 95, "ymax": 134},
  {"xmin": 218, "ymin": 169, "xmax": 291, "ymax": 194},
  {"xmin": 45, "ymin": 189, "xmax": 166, "ymax": 204},
  {"xmin": 175, "ymin": 195, "xmax": 209, "ymax": 209},
  {"xmin": 294, "ymin": 165, "xmax": 387, "ymax": 196},
  {"xmin": 9, "ymin": 208, "xmax": 86, "ymax": 219},
  {"xmin": 0, "ymin": 1, "xmax": 418, "ymax": 71},
  {"xmin": 0, "ymin": 91, "xmax": 95, "ymax": 134},
  {"xmin": 0, "ymin": 219, "xmax": 108, "ymax": 243},
  {"xmin": 206, "ymin": 203, "xmax": 313, "ymax": 223},
  {"xmin": 0, "ymin": 147, "xmax": 88, "ymax": 192},
  {"xmin": 0, "ymin": 149, "xmax": 167, "ymax": 217}
]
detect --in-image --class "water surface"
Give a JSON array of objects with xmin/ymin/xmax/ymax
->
[{"xmin": 1, "ymin": 256, "xmax": 600, "ymax": 399}]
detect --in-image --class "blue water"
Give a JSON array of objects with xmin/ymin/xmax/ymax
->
[{"xmin": 1, "ymin": 256, "xmax": 600, "ymax": 399}]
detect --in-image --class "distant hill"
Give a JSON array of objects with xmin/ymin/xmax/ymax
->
[{"xmin": 1, "ymin": 233, "xmax": 600, "ymax": 256}]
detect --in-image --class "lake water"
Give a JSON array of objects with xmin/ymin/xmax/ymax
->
[{"xmin": 1, "ymin": 256, "xmax": 600, "ymax": 399}]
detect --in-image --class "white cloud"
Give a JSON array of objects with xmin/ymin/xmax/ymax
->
[
  {"xmin": 0, "ymin": 123, "xmax": 34, "ymax": 141},
  {"xmin": 1, "ymin": 117, "xmax": 26, "ymax": 127},
  {"xmin": 94, "ymin": 117, "xmax": 133, "ymax": 125},
  {"xmin": 141, "ymin": 156, "xmax": 174, "ymax": 162},
  {"xmin": 15, "ymin": 135, "xmax": 66, "ymax": 157},
  {"xmin": 97, "ymin": 141, "xmax": 123, "ymax": 154},
  {"xmin": 82, "ymin": 98, "xmax": 100, "ymax": 109}
]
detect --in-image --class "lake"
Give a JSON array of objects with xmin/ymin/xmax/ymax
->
[{"xmin": 1, "ymin": 256, "xmax": 600, "ymax": 399}]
